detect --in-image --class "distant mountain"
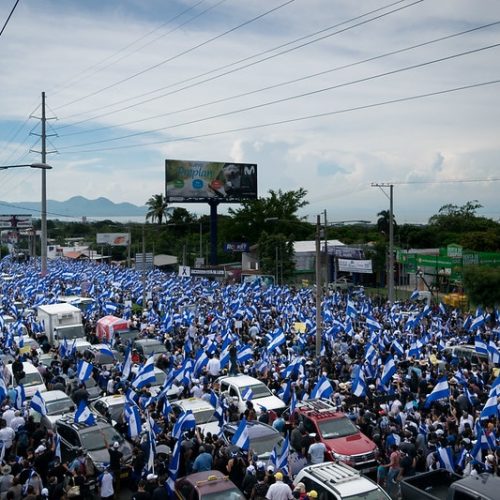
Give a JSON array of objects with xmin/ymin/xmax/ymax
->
[{"xmin": 0, "ymin": 196, "xmax": 148, "ymax": 217}]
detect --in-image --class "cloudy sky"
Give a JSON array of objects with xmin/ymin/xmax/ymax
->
[{"xmin": 0, "ymin": 0, "xmax": 499, "ymax": 224}]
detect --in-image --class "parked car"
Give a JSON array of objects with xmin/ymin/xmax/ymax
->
[
  {"xmin": 294, "ymin": 462, "xmax": 390, "ymax": 500},
  {"xmin": 55, "ymin": 414, "xmax": 132, "ymax": 475},
  {"xmin": 133, "ymin": 338, "xmax": 168, "ymax": 361},
  {"xmin": 5, "ymin": 361, "xmax": 47, "ymax": 399},
  {"xmin": 90, "ymin": 395, "xmax": 126, "ymax": 426},
  {"xmin": 172, "ymin": 397, "xmax": 219, "ymax": 436},
  {"xmin": 221, "ymin": 421, "xmax": 283, "ymax": 462},
  {"xmin": 287, "ymin": 399, "xmax": 378, "ymax": 471},
  {"xmin": 216, "ymin": 374, "xmax": 286, "ymax": 415},
  {"xmin": 175, "ymin": 470, "xmax": 244, "ymax": 500}
]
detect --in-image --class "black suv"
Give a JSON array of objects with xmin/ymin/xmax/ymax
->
[{"xmin": 55, "ymin": 414, "xmax": 133, "ymax": 476}]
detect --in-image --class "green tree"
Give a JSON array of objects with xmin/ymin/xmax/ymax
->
[
  {"xmin": 145, "ymin": 194, "xmax": 169, "ymax": 224},
  {"xmin": 377, "ymin": 209, "xmax": 397, "ymax": 239},
  {"xmin": 257, "ymin": 231, "xmax": 295, "ymax": 282},
  {"xmin": 463, "ymin": 266, "xmax": 500, "ymax": 308}
]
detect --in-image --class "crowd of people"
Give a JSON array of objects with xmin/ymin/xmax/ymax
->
[{"xmin": 0, "ymin": 257, "xmax": 499, "ymax": 500}]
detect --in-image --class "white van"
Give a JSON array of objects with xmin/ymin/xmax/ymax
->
[{"xmin": 6, "ymin": 362, "xmax": 47, "ymax": 399}]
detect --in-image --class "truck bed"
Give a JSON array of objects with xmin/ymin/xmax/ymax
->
[{"xmin": 401, "ymin": 470, "xmax": 461, "ymax": 500}]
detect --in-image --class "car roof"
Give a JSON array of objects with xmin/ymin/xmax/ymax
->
[
  {"xmin": 218, "ymin": 374, "xmax": 264, "ymax": 387},
  {"xmin": 173, "ymin": 397, "xmax": 214, "ymax": 412},
  {"xmin": 41, "ymin": 390, "xmax": 71, "ymax": 403},
  {"xmin": 98, "ymin": 395, "xmax": 126, "ymax": 405},
  {"xmin": 57, "ymin": 414, "xmax": 109, "ymax": 431},
  {"xmin": 224, "ymin": 421, "xmax": 279, "ymax": 438},
  {"xmin": 135, "ymin": 338, "xmax": 163, "ymax": 345},
  {"xmin": 6, "ymin": 362, "xmax": 40, "ymax": 373},
  {"xmin": 182, "ymin": 470, "xmax": 241, "ymax": 494}
]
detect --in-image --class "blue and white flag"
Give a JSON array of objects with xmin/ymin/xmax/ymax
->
[
  {"xmin": 424, "ymin": 377, "xmax": 450, "ymax": 408},
  {"xmin": 132, "ymin": 355, "xmax": 156, "ymax": 389},
  {"xmin": 166, "ymin": 440, "xmax": 181, "ymax": 496},
  {"xmin": 479, "ymin": 394, "xmax": 499, "ymax": 420},
  {"xmin": 14, "ymin": 385, "xmax": 25, "ymax": 410},
  {"xmin": 268, "ymin": 328, "xmax": 286, "ymax": 353},
  {"xmin": 487, "ymin": 341, "xmax": 500, "ymax": 364},
  {"xmin": 122, "ymin": 347, "xmax": 132, "ymax": 379},
  {"xmin": 380, "ymin": 356, "xmax": 396, "ymax": 387},
  {"xmin": 76, "ymin": 360, "xmax": 94, "ymax": 382},
  {"xmin": 231, "ymin": 418, "xmax": 250, "ymax": 451},
  {"xmin": 310, "ymin": 376, "xmax": 334, "ymax": 400},
  {"xmin": 30, "ymin": 391, "xmax": 47, "ymax": 416},
  {"xmin": 437, "ymin": 446, "xmax": 455, "ymax": 472},
  {"xmin": 193, "ymin": 349, "xmax": 209, "ymax": 377},
  {"xmin": 125, "ymin": 403, "xmax": 142, "ymax": 438},
  {"xmin": 237, "ymin": 344, "xmax": 254, "ymax": 364},
  {"xmin": 275, "ymin": 434, "xmax": 290, "ymax": 474},
  {"xmin": 410, "ymin": 290, "xmax": 420, "ymax": 301},
  {"xmin": 352, "ymin": 369, "xmax": 367, "ymax": 398},
  {"xmin": 241, "ymin": 387, "xmax": 253, "ymax": 401},
  {"xmin": 75, "ymin": 400, "xmax": 96, "ymax": 425},
  {"xmin": 54, "ymin": 434, "xmax": 61, "ymax": 460},
  {"xmin": 470, "ymin": 314, "xmax": 485, "ymax": 332},
  {"xmin": 365, "ymin": 314, "xmax": 382, "ymax": 331},
  {"xmin": 172, "ymin": 410, "xmax": 196, "ymax": 440},
  {"xmin": 475, "ymin": 335, "xmax": 488, "ymax": 355},
  {"xmin": 346, "ymin": 300, "xmax": 358, "ymax": 319}
]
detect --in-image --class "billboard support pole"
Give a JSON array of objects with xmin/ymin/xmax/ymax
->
[{"xmin": 209, "ymin": 200, "xmax": 219, "ymax": 265}]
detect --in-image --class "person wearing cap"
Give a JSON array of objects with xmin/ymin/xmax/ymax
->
[
  {"xmin": 265, "ymin": 471, "xmax": 293, "ymax": 500},
  {"xmin": 102, "ymin": 432, "xmax": 123, "ymax": 493},
  {"xmin": 242, "ymin": 465, "xmax": 257, "ymax": 498},
  {"xmin": 305, "ymin": 491, "xmax": 318, "ymax": 500}
]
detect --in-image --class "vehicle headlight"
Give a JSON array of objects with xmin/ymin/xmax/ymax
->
[{"xmin": 333, "ymin": 453, "xmax": 353, "ymax": 463}]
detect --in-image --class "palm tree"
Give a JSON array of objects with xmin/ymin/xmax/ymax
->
[
  {"xmin": 145, "ymin": 194, "xmax": 169, "ymax": 224},
  {"xmin": 377, "ymin": 209, "xmax": 397, "ymax": 238}
]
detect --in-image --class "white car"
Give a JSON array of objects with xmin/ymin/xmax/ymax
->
[
  {"xmin": 172, "ymin": 397, "xmax": 220, "ymax": 436},
  {"xmin": 294, "ymin": 462, "xmax": 390, "ymax": 500},
  {"xmin": 33, "ymin": 390, "xmax": 75, "ymax": 429},
  {"xmin": 5, "ymin": 362, "xmax": 47, "ymax": 399},
  {"xmin": 217, "ymin": 374, "xmax": 286, "ymax": 415}
]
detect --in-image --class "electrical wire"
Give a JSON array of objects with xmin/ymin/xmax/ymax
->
[
  {"xmin": 59, "ymin": 78, "xmax": 500, "ymax": 154},
  {"xmin": 0, "ymin": 0, "xmax": 20, "ymax": 39},
  {"xmin": 58, "ymin": 20, "xmax": 500, "ymax": 139},
  {"xmin": 54, "ymin": 0, "xmax": 298, "ymax": 111},
  {"xmin": 57, "ymin": 42, "xmax": 500, "ymax": 149},
  {"xmin": 49, "ymin": 0, "xmax": 223, "ymax": 97},
  {"xmin": 56, "ymin": 0, "xmax": 418, "ymax": 127},
  {"xmin": 383, "ymin": 178, "xmax": 500, "ymax": 185},
  {"xmin": 0, "ymin": 200, "xmax": 84, "ymax": 219}
]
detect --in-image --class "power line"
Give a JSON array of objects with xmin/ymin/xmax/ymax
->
[
  {"xmin": 382, "ymin": 178, "xmax": 500, "ymax": 185},
  {"xmin": 60, "ymin": 78, "xmax": 500, "ymax": 154},
  {"xmin": 0, "ymin": 0, "xmax": 20, "ymax": 39},
  {"xmin": 0, "ymin": 200, "xmax": 83, "ymax": 219},
  {"xmin": 54, "ymin": 0, "xmax": 298, "ymax": 111},
  {"xmin": 58, "ymin": 42, "xmax": 500, "ymax": 149},
  {"xmin": 56, "ymin": 0, "xmax": 418, "ymax": 127},
  {"xmin": 49, "ymin": 0, "xmax": 224, "ymax": 97},
  {"xmin": 60, "ymin": 17, "xmax": 498, "ymax": 139}
]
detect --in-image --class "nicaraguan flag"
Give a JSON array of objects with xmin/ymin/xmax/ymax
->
[
  {"xmin": 30, "ymin": 391, "xmax": 47, "ymax": 416},
  {"xmin": 424, "ymin": 377, "xmax": 450, "ymax": 408},
  {"xmin": 172, "ymin": 410, "xmax": 196, "ymax": 440},
  {"xmin": 346, "ymin": 299, "xmax": 358, "ymax": 318},
  {"xmin": 410, "ymin": 290, "xmax": 420, "ymax": 301},
  {"xmin": 365, "ymin": 314, "xmax": 382, "ymax": 331},
  {"xmin": 193, "ymin": 349, "xmax": 209, "ymax": 377},
  {"xmin": 75, "ymin": 400, "xmax": 96, "ymax": 425},
  {"xmin": 276, "ymin": 434, "xmax": 290, "ymax": 474},
  {"xmin": 392, "ymin": 339, "xmax": 404, "ymax": 358},
  {"xmin": 241, "ymin": 387, "xmax": 253, "ymax": 401},
  {"xmin": 437, "ymin": 446, "xmax": 455, "ymax": 472},
  {"xmin": 310, "ymin": 375, "xmax": 334, "ymax": 400},
  {"xmin": 487, "ymin": 341, "xmax": 500, "ymax": 364},
  {"xmin": 352, "ymin": 369, "xmax": 367, "ymax": 397},
  {"xmin": 76, "ymin": 360, "xmax": 94, "ymax": 382},
  {"xmin": 470, "ymin": 314, "xmax": 485, "ymax": 332},
  {"xmin": 475, "ymin": 335, "xmax": 488, "ymax": 355},
  {"xmin": 0, "ymin": 377, "xmax": 7, "ymax": 402},
  {"xmin": 290, "ymin": 391, "xmax": 297, "ymax": 414},
  {"xmin": 237, "ymin": 344, "xmax": 253, "ymax": 363},
  {"xmin": 166, "ymin": 440, "xmax": 181, "ymax": 496},
  {"xmin": 231, "ymin": 418, "xmax": 250, "ymax": 451},
  {"xmin": 122, "ymin": 347, "xmax": 132, "ymax": 379},
  {"xmin": 479, "ymin": 394, "xmax": 499, "ymax": 420},
  {"xmin": 132, "ymin": 355, "xmax": 156, "ymax": 389},
  {"xmin": 162, "ymin": 398, "xmax": 172, "ymax": 419},
  {"xmin": 268, "ymin": 328, "xmax": 286, "ymax": 353},
  {"xmin": 54, "ymin": 434, "xmax": 61, "ymax": 460},
  {"xmin": 380, "ymin": 356, "xmax": 396, "ymax": 387},
  {"xmin": 14, "ymin": 385, "xmax": 25, "ymax": 410}
]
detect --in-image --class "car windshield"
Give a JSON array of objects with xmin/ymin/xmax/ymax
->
[
  {"xmin": 202, "ymin": 489, "xmax": 244, "ymax": 500},
  {"xmin": 108, "ymin": 403, "xmax": 125, "ymax": 421},
  {"xmin": 194, "ymin": 408, "xmax": 216, "ymax": 424},
  {"xmin": 249, "ymin": 434, "xmax": 283, "ymax": 456},
  {"xmin": 344, "ymin": 488, "xmax": 390, "ymax": 500},
  {"xmin": 46, "ymin": 398, "xmax": 72, "ymax": 415},
  {"xmin": 318, "ymin": 417, "xmax": 358, "ymax": 439},
  {"xmin": 15, "ymin": 372, "xmax": 43, "ymax": 388},
  {"xmin": 143, "ymin": 343, "xmax": 166, "ymax": 355},
  {"xmin": 152, "ymin": 371, "xmax": 166, "ymax": 386},
  {"xmin": 80, "ymin": 426, "xmax": 123, "ymax": 451},
  {"xmin": 246, "ymin": 384, "xmax": 272, "ymax": 399}
]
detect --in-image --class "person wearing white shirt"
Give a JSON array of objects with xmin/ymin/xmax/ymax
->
[
  {"xmin": 266, "ymin": 472, "xmax": 292, "ymax": 500},
  {"xmin": 9, "ymin": 411, "xmax": 24, "ymax": 432},
  {"xmin": 99, "ymin": 468, "xmax": 114, "ymax": 500},
  {"xmin": 207, "ymin": 355, "xmax": 221, "ymax": 379},
  {"xmin": 1, "ymin": 408, "xmax": 15, "ymax": 428},
  {"xmin": 0, "ymin": 421, "xmax": 16, "ymax": 452}
]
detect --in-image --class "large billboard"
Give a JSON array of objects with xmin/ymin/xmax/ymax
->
[
  {"xmin": 165, "ymin": 159, "xmax": 257, "ymax": 202},
  {"xmin": 0, "ymin": 215, "xmax": 32, "ymax": 229},
  {"xmin": 96, "ymin": 233, "xmax": 130, "ymax": 246}
]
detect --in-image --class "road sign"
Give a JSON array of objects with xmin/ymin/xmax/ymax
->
[{"xmin": 135, "ymin": 253, "xmax": 154, "ymax": 272}]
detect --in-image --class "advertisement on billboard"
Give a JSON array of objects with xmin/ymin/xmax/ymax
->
[
  {"xmin": 0, "ymin": 215, "xmax": 32, "ymax": 229},
  {"xmin": 96, "ymin": 233, "xmax": 130, "ymax": 246},
  {"xmin": 165, "ymin": 159, "xmax": 257, "ymax": 202},
  {"xmin": 338, "ymin": 259, "xmax": 373, "ymax": 274}
]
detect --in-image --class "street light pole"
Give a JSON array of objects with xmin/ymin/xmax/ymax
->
[{"xmin": 315, "ymin": 214, "xmax": 322, "ymax": 357}]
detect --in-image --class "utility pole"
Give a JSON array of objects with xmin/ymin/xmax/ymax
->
[
  {"xmin": 323, "ymin": 209, "xmax": 328, "ymax": 286},
  {"xmin": 371, "ymin": 183, "xmax": 395, "ymax": 304},
  {"xmin": 315, "ymin": 214, "xmax": 322, "ymax": 356},
  {"xmin": 40, "ymin": 92, "xmax": 48, "ymax": 276},
  {"xmin": 142, "ymin": 223, "xmax": 146, "ymax": 310}
]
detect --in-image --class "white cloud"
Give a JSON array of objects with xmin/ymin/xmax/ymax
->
[{"xmin": 0, "ymin": 0, "xmax": 498, "ymax": 224}]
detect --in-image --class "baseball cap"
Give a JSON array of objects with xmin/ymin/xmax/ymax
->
[
  {"xmin": 274, "ymin": 472, "xmax": 283, "ymax": 481},
  {"xmin": 308, "ymin": 490, "xmax": 318, "ymax": 498},
  {"xmin": 113, "ymin": 442, "xmax": 120, "ymax": 449}
]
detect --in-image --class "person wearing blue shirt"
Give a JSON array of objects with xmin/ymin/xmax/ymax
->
[{"xmin": 192, "ymin": 446, "xmax": 213, "ymax": 472}]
